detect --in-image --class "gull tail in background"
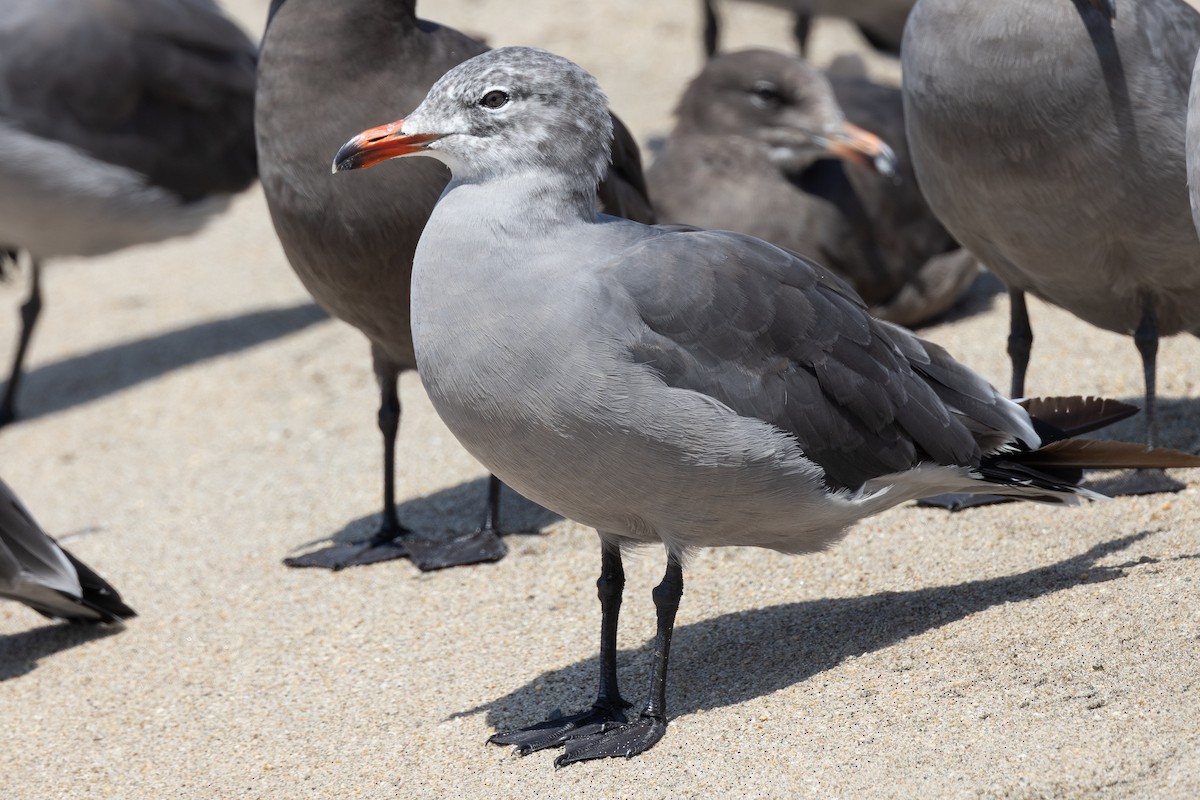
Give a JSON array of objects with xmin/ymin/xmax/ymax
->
[{"xmin": 0, "ymin": 478, "xmax": 135, "ymax": 623}]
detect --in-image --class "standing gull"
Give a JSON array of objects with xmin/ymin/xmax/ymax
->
[
  {"xmin": 333, "ymin": 47, "xmax": 1200, "ymax": 763},
  {"xmin": 0, "ymin": 0, "xmax": 258, "ymax": 425},
  {"xmin": 0, "ymin": 477, "xmax": 135, "ymax": 624},
  {"xmin": 648, "ymin": 48, "xmax": 978, "ymax": 327},
  {"xmin": 256, "ymin": 0, "xmax": 654, "ymax": 571},
  {"xmin": 903, "ymin": 0, "xmax": 1200, "ymax": 461}
]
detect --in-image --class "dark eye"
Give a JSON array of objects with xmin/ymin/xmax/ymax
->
[
  {"xmin": 748, "ymin": 81, "xmax": 784, "ymax": 110},
  {"xmin": 479, "ymin": 90, "xmax": 510, "ymax": 109}
]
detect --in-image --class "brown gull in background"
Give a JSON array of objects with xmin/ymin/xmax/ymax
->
[
  {"xmin": 648, "ymin": 48, "xmax": 978, "ymax": 328},
  {"xmin": 256, "ymin": 0, "xmax": 654, "ymax": 571}
]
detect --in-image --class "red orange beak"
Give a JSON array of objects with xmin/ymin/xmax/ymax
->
[
  {"xmin": 821, "ymin": 122, "xmax": 898, "ymax": 178},
  {"xmin": 332, "ymin": 119, "xmax": 444, "ymax": 172}
]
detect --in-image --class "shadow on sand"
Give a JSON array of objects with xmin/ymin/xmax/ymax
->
[
  {"xmin": 298, "ymin": 476, "xmax": 562, "ymax": 549},
  {"xmin": 0, "ymin": 620, "xmax": 126, "ymax": 681},
  {"xmin": 0, "ymin": 302, "xmax": 328, "ymax": 424},
  {"xmin": 467, "ymin": 530, "xmax": 1164, "ymax": 732}
]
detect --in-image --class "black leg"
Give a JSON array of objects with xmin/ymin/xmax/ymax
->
[
  {"xmin": 0, "ymin": 256, "xmax": 42, "ymax": 427},
  {"xmin": 286, "ymin": 349, "xmax": 508, "ymax": 571},
  {"xmin": 701, "ymin": 0, "xmax": 718, "ymax": 57},
  {"xmin": 1133, "ymin": 293, "xmax": 1159, "ymax": 447},
  {"xmin": 793, "ymin": 11, "xmax": 813, "ymax": 56},
  {"xmin": 555, "ymin": 554, "xmax": 683, "ymax": 766},
  {"xmin": 490, "ymin": 541, "xmax": 632, "ymax": 754},
  {"xmin": 1007, "ymin": 288, "xmax": 1032, "ymax": 398},
  {"xmin": 375, "ymin": 367, "xmax": 406, "ymax": 539},
  {"xmin": 1112, "ymin": 294, "xmax": 1187, "ymax": 495},
  {"xmin": 478, "ymin": 474, "xmax": 502, "ymax": 534}
]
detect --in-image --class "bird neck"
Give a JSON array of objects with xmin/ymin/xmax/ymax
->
[{"xmin": 442, "ymin": 170, "xmax": 598, "ymax": 233}]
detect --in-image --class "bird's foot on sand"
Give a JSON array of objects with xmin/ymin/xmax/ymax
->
[
  {"xmin": 403, "ymin": 526, "xmax": 508, "ymax": 571},
  {"xmin": 283, "ymin": 521, "xmax": 413, "ymax": 570},
  {"xmin": 284, "ymin": 515, "xmax": 511, "ymax": 571},
  {"xmin": 554, "ymin": 713, "xmax": 667, "ymax": 766},
  {"xmin": 489, "ymin": 700, "xmax": 633, "ymax": 756}
]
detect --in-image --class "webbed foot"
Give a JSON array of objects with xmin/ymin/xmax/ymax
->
[
  {"xmin": 555, "ymin": 713, "xmax": 666, "ymax": 766},
  {"xmin": 489, "ymin": 699, "xmax": 632, "ymax": 755}
]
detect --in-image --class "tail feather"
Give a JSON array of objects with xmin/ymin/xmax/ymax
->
[
  {"xmin": 969, "ymin": 396, "xmax": 1200, "ymax": 503},
  {"xmin": 1015, "ymin": 438, "xmax": 1200, "ymax": 470},
  {"xmin": 1018, "ymin": 396, "xmax": 1140, "ymax": 442}
]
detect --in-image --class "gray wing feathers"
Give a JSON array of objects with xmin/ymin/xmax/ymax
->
[
  {"xmin": 0, "ymin": 0, "xmax": 258, "ymax": 200},
  {"xmin": 614, "ymin": 229, "xmax": 1015, "ymax": 489},
  {"xmin": 0, "ymin": 484, "xmax": 79, "ymax": 597}
]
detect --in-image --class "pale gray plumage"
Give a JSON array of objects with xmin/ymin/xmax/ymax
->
[
  {"xmin": 329, "ymin": 46, "xmax": 1199, "ymax": 764},
  {"xmin": 258, "ymin": 0, "xmax": 653, "ymax": 569},
  {"xmin": 648, "ymin": 48, "xmax": 978, "ymax": 327},
  {"xmin": 1188, "ymin": 47, "xmax": 1200, "ymax": 245},
  {"xmin": 903, "ymin": 0, "xmax": 1200, "ymax": 446},
  {"xmin": 0, "ymin": 0, "xmax": 258, "ymax": 424},
  {"xmin": 0, "ymin": 477, "xmax": 135, "ymax": 623}
]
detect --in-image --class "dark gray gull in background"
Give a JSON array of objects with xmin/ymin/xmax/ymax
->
[
  {"xmin": 332, "ymin": 46, "xmax": 1200, "ymax": 764},
  {"xmin": 256, "ymin": 0, "xmax": 654, "ymax": 571},
  {"xmin": 0, "ymin": 477, "xmax": 135, "ymax": 624},
  {"xmin": 0, "ymin": 0, "xmax": 258, "ymax": 426},
  {"xmin": 648, "ymin": 48, "xmax": 979, "ymax": 328},
  {"xmin": 702, "ymin": 0, "xmax": 916, "ymax": 58},
  {"xmin": 903, "ymin": 0, "xmax": 1199, "ymax": 470}
]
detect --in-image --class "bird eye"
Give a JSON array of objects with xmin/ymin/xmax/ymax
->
[
  {"xmin": 479, "ymin": 90, "xmax": 510, "ymax": 109},
  {"xmin": 748, "ymin": 81, "xmax": 784, "ymax": 109}
]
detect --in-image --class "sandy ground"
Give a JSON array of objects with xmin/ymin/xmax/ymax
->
[{"xmin": 2, "ymin": 1, "xmax": 1200, "ymax": 797}]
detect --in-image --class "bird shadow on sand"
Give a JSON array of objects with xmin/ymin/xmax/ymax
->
[
  {"xmin": 0, "ymin": 620, "xmax": 125, "ymax": 681},
  {"xmin": 465, "ymin": 530, "xmax": 1165, "ymax": 732},
  {"xmin": 284, "ymin": 477, "xmax": 561, "ymax": 568},
  {"xmin": 1076, "ymin": 396, "xmax": 1200, "ymax": 452},
  {"xmin": 0, "ymin": 301, "xmax": 328, "ymax": 425}
]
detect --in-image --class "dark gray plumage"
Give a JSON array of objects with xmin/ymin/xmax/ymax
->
[
  {"xmin": 333, "ymin": 46, "xmax": 1200, "ymax": 765},
  {"xmin": 0, "ymin": 0, "xmax": 258, "ymax": 424},
  {"xmin": 0, "ymin": 477, "xmax": 135, "ymax": 623},
  {"xmin": 648, "ymin": 48, "xmax": 978, "ymax": 327},
  {"xmin": 903, "ymin": 0, "xmax": 1200, "ymax": 447},
  {"xmin": 256, "ymin": 0, "xmax": 654, "ymax": 570}
]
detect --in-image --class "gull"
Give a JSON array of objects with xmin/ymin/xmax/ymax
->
[
  {"xmin": 257, "ymin": 0, "xmax": 654, "ymax": 570},
  {"xmin": 0, "ymin": 477, "xmax": 135, "ymax": 624},
  {"xmin": 332, "ymin": 46, "xmax": 1199, "ymax": 765},
  {"xmin": 648, "ymin": 48, "xmax": 978, "ymax": 327},
  {"xmin": 0, "ymin": 0, "xmax": 258, "ymax": 425},
  {"xmin": 903, "ymin": 0, "xmax": 1200, "ymax": 460}
]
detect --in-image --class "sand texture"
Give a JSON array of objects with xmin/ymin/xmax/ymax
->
[{"xmin": 2, "ymin": 1, "xmax": 1199, "ymax": 797}]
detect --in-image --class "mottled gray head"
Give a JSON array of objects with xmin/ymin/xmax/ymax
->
[
  {"xmin": 675, "ymin": 49, "xmax": 896, "ymax": 177},
  {"xmin": 333, "ymin": 46, "xmax": 615, "ymax": 191}
]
